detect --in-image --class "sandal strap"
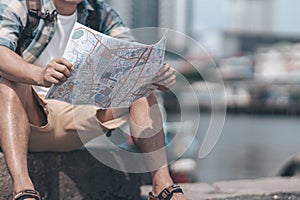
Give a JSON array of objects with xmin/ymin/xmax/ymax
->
[
  {"xmin": 14, "ymin": 189, "xmax": 41, "ymax": 200},
  {"xmin": 148, "ymin": 184, "xmax": 183, "ymax": 200}
]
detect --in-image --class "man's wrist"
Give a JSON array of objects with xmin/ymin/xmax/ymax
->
[{"xmin": 31, "ymin": 65, "xmax": 44, "ymax": 86}]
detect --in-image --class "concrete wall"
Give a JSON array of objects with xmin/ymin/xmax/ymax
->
[{"xmin": 0, "ymin": 149, "xmax": 142, "ymax": 200}]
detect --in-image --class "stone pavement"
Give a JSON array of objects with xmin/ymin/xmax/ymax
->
[{"xmin": 141, "ymin": 177, "xmax": 300, "ymax": 200}]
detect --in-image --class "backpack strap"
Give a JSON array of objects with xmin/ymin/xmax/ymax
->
[{"xmin": 16, "ymin": 0, "xmax": 57, "ymax": 55}]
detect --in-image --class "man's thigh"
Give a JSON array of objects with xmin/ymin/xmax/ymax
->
[{"xmin": 29, "ymin": 95, "xmax": 129, "ymax": 152}]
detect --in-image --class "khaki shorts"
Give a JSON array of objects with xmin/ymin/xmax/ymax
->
[{"xmin": 29, "ymin": 92, "xmax": 128, "ymax": 152}]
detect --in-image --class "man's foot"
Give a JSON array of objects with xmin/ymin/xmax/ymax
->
[
  {"xmin": 151, "ymin": 167, "xmax": 188, "ymax": 200},
  {"xmin": 13, "ymin": 180, "xmax": 38, "ymax": 200},
  {"xmin": 13, "ymin": 189, "xmax": 41, "ymax": 200},
  {"xmin": 150, "ymin": 184, "xmax": 187, "ymax": 200}
]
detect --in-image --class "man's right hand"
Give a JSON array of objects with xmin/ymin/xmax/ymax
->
[{"xmin": 41, "ymin": 57, "xmax": 74, "ymax": 87}]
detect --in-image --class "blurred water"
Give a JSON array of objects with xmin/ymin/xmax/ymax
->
[
  {"xmin": 87, "ymin": 112, "xmax": 300, "ymax": 183},
  {"xmin": 195, "ymin": 114, "xmax": 300, "ymax": 183}
]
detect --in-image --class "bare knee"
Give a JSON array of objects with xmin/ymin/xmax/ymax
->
[
  {"xmin": 0, "ymin": 78, "xmax": 32, "ymax": 103},
  {"xmin": 147, "ymin": 93, "xmax": 159, "ymax": 105},
  {"xmin": 131, "ymin": 92, "xmax": 158, "ymax": 108},
  {"xmin": 130, "ymin": 92, "xmax": 163, "ymax": 130}
]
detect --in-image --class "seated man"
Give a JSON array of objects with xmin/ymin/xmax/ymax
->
[{"xmin": 0, "ymin": 0, "xmax": 187, "ymax": 199}]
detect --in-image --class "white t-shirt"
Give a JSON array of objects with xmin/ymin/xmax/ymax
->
[{"xmin": 33, "ymin": 11, "xmax": 77, "ymax": 96}]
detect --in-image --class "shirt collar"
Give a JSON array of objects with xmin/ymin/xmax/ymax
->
[
  {"xmin": 76, "ymin": 0, "xmax": 95, "ymax": 23},
  {"xmin": 81, "ymin": 0, "xmax": 95, "ymax": 12}
]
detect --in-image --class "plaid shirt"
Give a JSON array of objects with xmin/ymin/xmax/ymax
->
[{"xmin": 0, "ymin": 0, "xmax": 133, "ymax": 63}]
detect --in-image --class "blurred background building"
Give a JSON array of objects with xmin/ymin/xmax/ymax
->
[
  {"xmin": 103, "ymin": 0, "xmax": 300, "ymax": 184},
  {"xmin": 106, "ymin": 0, "xmax": 192, "ymax": 32}
]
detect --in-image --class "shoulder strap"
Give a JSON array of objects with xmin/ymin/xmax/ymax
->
[
  {"xmin": 86, "ymin": 0, "xmax": 99, "ymax": 31},
  {"xmin": 16, "ymin": 0, "xmax": 57, "ymax": 55}
]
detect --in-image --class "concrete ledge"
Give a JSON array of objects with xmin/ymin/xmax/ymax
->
[
  {"xmin": 141, "ymin": 177, "xmax": 300, "ymax": 200},
  {"xmin": 0, "ymin": 149, "xmax": 142, "ymax": 200}
]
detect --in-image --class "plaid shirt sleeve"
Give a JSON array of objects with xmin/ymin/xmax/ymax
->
[
  {"xmin": 0, "ymin": 0, "xmax": 27, "ymax": 51},
  {"xmin": 97, "ymin": 1, "xmax": 135, "ymax": 42}
]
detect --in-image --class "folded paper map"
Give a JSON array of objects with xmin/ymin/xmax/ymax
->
[{"xmin": 46, "ymin": 23, "xmax": 166, "ymax": 108}]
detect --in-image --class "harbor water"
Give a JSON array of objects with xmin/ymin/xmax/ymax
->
[{"xmin": 194, "ymin": 113, "xmax": 300, "ymax": 183}]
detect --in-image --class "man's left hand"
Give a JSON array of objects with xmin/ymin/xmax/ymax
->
[{"xmin": 152, "ymin": 63, "xmax": 176, "ymax": 91}]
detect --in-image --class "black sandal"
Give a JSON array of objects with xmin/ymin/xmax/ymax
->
[
  {"xmin": 13, "ymin": 189, "xmax": 41, "ymax": 200},
  {"xmin": 148, "ymin": 184, "xmax": 184, "ymax": 200}
]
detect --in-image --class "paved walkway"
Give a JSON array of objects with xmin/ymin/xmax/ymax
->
[{"xmin": 141, "ymin": 177, "xmax": 300, "ymax": 200}]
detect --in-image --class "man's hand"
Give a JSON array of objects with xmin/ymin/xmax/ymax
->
[
  {"xmin": 152, "ymin": 63, "xmax": 176, "ymax": 91},
  {"xmin": 41, "ymin": 57, "xmax": 74, "ymax": 87}
]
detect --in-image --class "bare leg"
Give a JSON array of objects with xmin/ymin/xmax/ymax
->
[
  {"xmin": 129, "ymin": 93, "xmax": 187, "ymax": 200},
  {"xmin": 0, "ymin": 78, "xmax": 46, "ymax": 196},
  {"xmin": 96, "ymin": 93, "xmax": 187, "ymax": 199}
]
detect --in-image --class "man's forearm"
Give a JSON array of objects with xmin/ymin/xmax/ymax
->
[{"xmin": 0, "ymin": 46, "xmax": 43, "ymax": 85}]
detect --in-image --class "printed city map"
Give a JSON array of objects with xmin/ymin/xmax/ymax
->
[{"xmin": 46, "ymin": 23, "xmax": 166, "ymax": 108}]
